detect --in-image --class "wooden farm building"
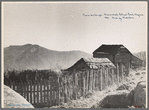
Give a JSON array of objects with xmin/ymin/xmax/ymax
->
[
  {"xmin": 65, "ymin": 57, "xmax": 117, "ymax": 90},
  {"xmin": 93, "ymin": 44, "xmax": 143, "ymax": 75}
]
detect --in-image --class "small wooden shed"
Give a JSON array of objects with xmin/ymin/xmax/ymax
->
[{"xmin": 65, "ymin": 57, "xmax": 116, "ymax": 91}]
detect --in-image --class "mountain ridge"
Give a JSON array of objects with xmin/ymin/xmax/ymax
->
[{"xmin": 4, "ymin": 44, "xmax": 92, "ymax": 71}]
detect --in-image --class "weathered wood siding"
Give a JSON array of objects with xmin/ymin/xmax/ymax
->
[{"xmin": 93, "ymin": 53, "xmax": 114, "ymax": 62}]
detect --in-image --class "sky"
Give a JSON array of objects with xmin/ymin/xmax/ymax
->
[{"xmin": 2, "ymin": 2, "xmax": 147, "ymax": 54}]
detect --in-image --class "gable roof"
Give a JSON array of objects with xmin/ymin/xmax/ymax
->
[
  {"xmin": 83, "ymin": 57, "xmax": 116, "ymax": 68},
  {"xmin": 66, "ymin": 57, "xmax": 115, "ymax": 71},
  {"xmin": 93, "ymin": 44, "xmax": 132, "ymax": 54},
  {"xmin": 131, "ymin": 55, "xmax": 143, "ymax": 64}
]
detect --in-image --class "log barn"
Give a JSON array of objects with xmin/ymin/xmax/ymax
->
[{"xmin": 93, "ymin": 44, "xmax": 143, "ymax": 76}]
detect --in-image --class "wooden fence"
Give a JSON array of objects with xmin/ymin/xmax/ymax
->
[{"xmin": 6, "ymin": 63, "xmax": 126, "ymax": 108}]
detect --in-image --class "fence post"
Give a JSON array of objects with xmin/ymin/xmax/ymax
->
[
  {"xmin": 91, "ymin": 68, "xmax": 93, "ymax": 91},
  {"xmin": 92, "ymin": 69, "xmax": 94, "ymax": 91},
  {"xmin": 66, "ymin": 74, "xmax": 69, "ymax": 102},
  {"xmin": 23, "ymin": 82, "xmax": 26, "ymax": 99},
  {"xmin": 88, "ymin": 69, "xmax": 90, "ymax": 91},
  {"xmin": 104, "ymin": 67, "xmax": 107, "ymax": 89},
  {"xmin": 104, "ymin": 67, "xmax": 107, "ymax": 88},
  {"xmin": 112, "ymin": 69, "xmax": 114, "ymax": 85},
  {"xmin": 72, "ymin": 71, "xmax": 75, "ymax": 100},
  {"xmin": 50, "ymin": 79, "xmax": 53, "ymax": 106},
  {"xmin": 117, "ymin": 63, "xmax": 119, "ymax": 85},
  {"xmin": 94, "ymin": 70, "xmax": 96, "ymax": 90},
  {"xmin": 80, "ymin": 72, "xmax": 83, "ymax": 96},
  {"xmin": 40, "ymin": 80, "xmax": 43, "ymax": 106},
  {"xmin": 75, "ymin": 73, "xmax": 78, "ymax": 99},
  {"xmin": 37, "ymin": 80, "xmax": 39, "ymax": 107},
  {"xmin": 107, "ymin": 67, "xmax": 109, "ymax": 87},
  {"xmin": 119, "ymin": 63, "xmax": 122, "ymax": 82},
  {"xmin": 27, "ymin": 81, "xmax": 29, "ymax": 102},
  {"xmin": 61, "ymin": 75, "xmax": 64, "ymax": 102},
  {"xmin": 64, "ymin": 74, "xmax": 67, "ymax": 103},
  {"xmin": 123, "ymin": 64, "xmax": 126, "ymax": 80},
  {"xmin": 20, "ymin": 81, "xmax": 23, "ymax": 96},
  {"xmin": 81, "ymin": 71, "xmax": 85, "ymax": 96},
  {"xmin": 72, "ymin": 74, "xmax": 73, "ymax": 99},
  {"xmin": 58, "ymin": 77, "xmax": 60, "ymax": 105},
  {"xmin": 84, "ymin": 71, "xmax": 87, "ymax": 94},
  {"xmin": 13, "ymin": 81, "xmax": 15, "ymax": 91},
  {"xmin": 100, "ymin": 67, "xmax": 102, "ymax": 91},
  {"xmin": 95, "ymin": 70, "xmax": 97, "ymax": 90},
  {"xmin": 70, "ymin": 74, "xmax": 72, "ymax": 100},
  {"xmin": 52, "ymin": 79, "xmax": 54, "ymax": 105},
  {"xmin": 122, "ymin": 64, "xmax": 124, "ymax": 81},
  {"xmin": 33, "ymin": 81, "xmax": 36, "ymax": 105},
  {"xmin": 30, "ymin": 81, "xmax": 32, "ymax": 104},
  {"xmin": 97, "ymin": 69, "xmax": 99, "ymax": 91},
  {"xmin": 86, "ymin": 70, "xmax": 89, "ymax": 91},
  {"xmin": 43, "ymin": 79, "xmax": 46, "ymax": 106},
  {"xmin": 47, "ymin": 74, "xmax": 49, "ymax": 107},
  {"xmin": 95, "ymin": 70, "xmax": 98, "ymax": 90},
  {"xmin": 103, "ymin": 67, "xmax": 106, "ymax": 90},
  {"xmin": 16, "ymin": 82, "xmax": 18, "ymax": 92},
  {"xmin": 94, "ymin": 69, "xmax": 96, "ymax": 90}
]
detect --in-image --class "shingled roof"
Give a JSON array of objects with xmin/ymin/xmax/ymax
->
[
  {"xmin": 83, "ymin": 57, "xmax": 116, "ymax": 68},
  {"xmin": 66, "ymin": 57, "xmax": 115, "ymax": 71},
  {"xmin": 93, "ymin": 44, "xmax": 132, "ymax": 54}
]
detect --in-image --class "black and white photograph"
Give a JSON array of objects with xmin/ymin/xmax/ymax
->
[{"xmin": 2, "ymin": 1, "xmax": 147, "ymax": 108}]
